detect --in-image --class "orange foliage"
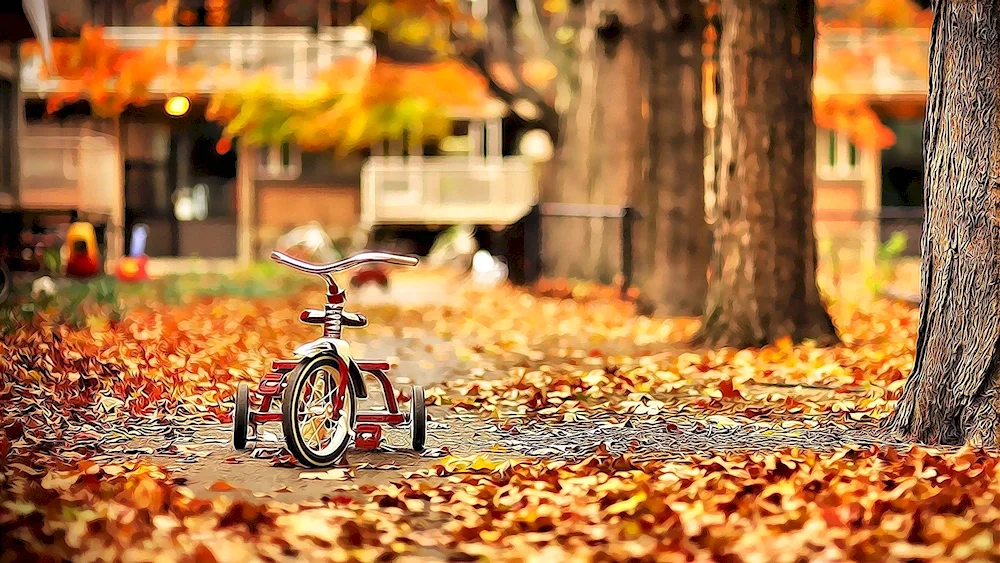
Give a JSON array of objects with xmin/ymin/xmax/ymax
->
[
  {"xmin": 152, "ymin": 0, "xmax": 179, "ymax": 26},
  {"xmin": 30, "ymin": 0, "xmax": 492, "ymax": 151},
  {"xmin": 355, "ymin": 59, "xmax": 489, "ymax": 109},
  {"xmin": 24, "ymin": 24, "xmax": 207, "ymax": 117},
  {"xmin": 814, "ymin": 0, "xmax": 931, "ymax": 148},
  {"xmin": 207, "ymin": 55, "xmax": 493, "ymax": 153},
  {"xmin": 33, "ymin": 0, "xmax": 931, "ymax": 151},
  {"xmin": 817, "ymin": 0, "xmax": 933, "ymax": 29},
  {"xmin": 815, "ymin": 97, "xmax": 897, "ymax": 150}
]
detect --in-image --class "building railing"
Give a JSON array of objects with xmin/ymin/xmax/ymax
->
[
  {"xmin": 18, "ymin": 127, "xmax": 119, "ymax": 216},
  {"xmin": 360, "ymin": 156, "xmax": 537, "ymax": 227},
  {"xmin": 19, "ymin": 26, "xmax": 374, "ymax": 94},
  {"xmin": 815, "ymin": 28, "xmax": 929, "ymax": 96},
  {"xmin": 815, "ymin": 206, "xmax": 924, "ymax": 259}
]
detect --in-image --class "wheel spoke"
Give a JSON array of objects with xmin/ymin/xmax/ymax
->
[
  {"xmin": 307, "ymin": 372, "xmax": 323, "ymax": 405},
  {"xmin": 294, "ymin": 364, "xmax": 351, "ymax": 456},
  {"xmin": 301, "ymin": 416, "xmax": 321, "ymax": 445}
]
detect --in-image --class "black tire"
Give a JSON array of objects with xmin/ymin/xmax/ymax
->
[
  {"xmin": 282, "ymin": 355, "xmax": 358, "ymax": 468},
  {"xmin": 0, "ymin": 261, "xmax": 10, "ymax": 305},
  {"xmin": 233, "ymin": 382, "xmax": 250, "ymax": 450},
  {"xmin": 410, "ymin": 385, "xmax": 426, "ymax": 452}
]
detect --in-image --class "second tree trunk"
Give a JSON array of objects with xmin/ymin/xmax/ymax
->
[
  {"xmin": 631, "ymin": 0, "xmax": 711, "ymax": 317},
  {"xmin": 543, "ymin": 0, "xmax": 710, "ymax": 314},
  {"xmin": 697, "ymin": 0, "xmax": 837, "ymax": 348}
]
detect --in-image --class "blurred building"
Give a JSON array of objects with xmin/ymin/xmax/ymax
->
[
  {"xmin": 813, "ymin": 28, "xmax": 928, "ymax": 262},
  {"xmin": 0, "ymin": 44, "xmax": 19, "ymax": 214},
  {"xmin": 7, "ymin": 0, "xmax": 534, "ymax": 271},
  {"xmin": 3, "ymin": 1, "xmax": 928, "ymax": 271},
  {"xmin": 1, "ymin": 0, "xmax": 51, "ymax": 212}
]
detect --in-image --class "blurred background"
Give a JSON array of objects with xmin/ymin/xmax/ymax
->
[{"xmin": 0, "ymin": 0, "xmax": 929, "ymax": 306}]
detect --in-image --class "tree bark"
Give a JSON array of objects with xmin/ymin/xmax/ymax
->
[
  {"xmin": 543, "ymin": 0, "xmax": 710, "ymax": 304},
  {"xmin": 695, "ymin": 0, "xmax": 837, "ymax": 348},
  {"xmin": 886, "ymin": 0, "xmax": 1000, "ymax": 446},
  {"xmin": 631, "ymin": 1, "xmax": 710, "ymax": 316}
]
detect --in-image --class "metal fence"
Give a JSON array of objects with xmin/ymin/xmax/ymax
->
[
  {"xmin": 815, "ymin": 206, "xmax": 924, "ymax": 261},
  {"xmin": 516, "ymin": 203, "xmax": 638, "ymax": 296}
]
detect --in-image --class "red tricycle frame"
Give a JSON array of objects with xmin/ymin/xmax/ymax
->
[
  {"xmin": 249, "ymin": 358, "xmax": 405, "ymax": 427},
  {"xmin": 232, "ymin": 250, "xmax": 426, "ymax": 467}
]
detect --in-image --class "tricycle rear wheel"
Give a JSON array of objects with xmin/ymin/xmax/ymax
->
[
  {"xmin": 233, "ymin": 382, "xmax": 250, "ymax": 450},
  {"xmin": 0, "ymin": 261, "xmax": 10, "ymax": 305},
  {"xmin": 410, "ymin": 385, "xmax": 426, "ymax": 452}
]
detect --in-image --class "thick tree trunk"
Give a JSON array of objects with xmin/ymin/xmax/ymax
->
[
  {"xmin": 631, "ymin": 1, "xmax": 710, "ymax": 316},
  {"xmin": 886, "ymin": 0, "xmax": 1000, "ymax": 446},
  {"xmin": 695, "ymin": 0, "xmax": 837, "ymax": 348},
  {"xmin": 543, "ymin": 0, "xmax": 709, "ymax": 299}
]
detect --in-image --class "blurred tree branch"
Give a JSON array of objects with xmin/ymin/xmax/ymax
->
[{"xmin": 449, "ymin": 0, "xmax": 566, "ymax": 143}]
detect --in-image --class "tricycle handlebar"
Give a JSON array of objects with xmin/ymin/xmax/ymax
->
[{"xmin": 270, "ymin": 250, "xmax": 419, "ymax": 275}]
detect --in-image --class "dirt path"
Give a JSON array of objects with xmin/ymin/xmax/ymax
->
[
  {"xmin": 131, "ymin": 410, "xmax": 499, "ymax": 503},
  {"xmin": 86, "ymin": 273, "xmax": 890, "ymax": 504},
  {"xmin": 103, "ymin": 274, "xmax": 501, "ymax": 502}
]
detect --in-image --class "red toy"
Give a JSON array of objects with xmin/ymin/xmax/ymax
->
[
  {"xmin": 116, "ymin": 224, "xmax": 150, "ymax": 283},
  {"xmin": 63, "ymin": 222, "xmax": 101, "ymax": 278},
  {"xmin": 349, "ymin": 263, "xmax": 390, "ymax": 291},
  {"xmin": 232, "ymin": 250, "xmax": 425, "ymax": 468}
]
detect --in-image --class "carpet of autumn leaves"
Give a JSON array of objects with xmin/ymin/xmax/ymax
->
[{"xmin": 2, "ymin": 272, "xmax": 999, "ymax": 562}]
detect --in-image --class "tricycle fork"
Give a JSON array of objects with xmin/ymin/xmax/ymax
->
[{"xmin": 296, "ymin": 356, "xmax": 351, "ymax": 417}]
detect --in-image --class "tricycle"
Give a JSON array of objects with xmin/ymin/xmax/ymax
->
[{"xmin": 232, "ymin": 249, "xmax": 426, "ymax": 468}]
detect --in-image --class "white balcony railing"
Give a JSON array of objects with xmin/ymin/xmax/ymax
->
[
  {"xmin": 20, "ymin": 26, "xmax": 374, "ymax": 94},
  {"xmin": 18, "ymin": 126, "xmax": 119, "ymax": 216},
  {"xmin": 816, "ymin": 28, "xmax": 929, "ymax": 97},
  {"xmin": 361, "ymin": 156, "xmax": 536, "ymax": 227}
]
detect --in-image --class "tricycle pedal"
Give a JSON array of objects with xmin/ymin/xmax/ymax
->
[{"xmin": 354, "ymin": 424, "xmax": 382, "ymax": 450}]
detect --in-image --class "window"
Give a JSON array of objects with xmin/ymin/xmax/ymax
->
[
  {"xmin": 817, "ymin": 128, "xmax": 862, "ymax": 179},
  {"xmin": 259, "ymin": 141, "xmax": 301, "ymax": 180},
  {"xmin": 124, "ymin": 161, "xmax": 170, "ymax": 217},
  {"xmin": 124, "ymin": 123, "xmax": 170, "ymax": 218}
]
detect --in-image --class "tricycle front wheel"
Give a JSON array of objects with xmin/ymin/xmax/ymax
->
[{"xmin": 282, "ymin": 355, "xmax": 358, "ymax": 468}]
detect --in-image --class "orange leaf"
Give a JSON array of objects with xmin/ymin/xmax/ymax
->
[{"xmin": 208, "ymin": 480, "xmax": 236, "ymax": 492}]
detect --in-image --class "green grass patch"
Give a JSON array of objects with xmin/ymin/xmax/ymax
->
[
  {"xmin": 0, "ymin": 261, "xmax": 312, "ymax": 334},
  {"xmin": 1, "ymin": 275, "xmax": 126, "ymax": 334}
]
